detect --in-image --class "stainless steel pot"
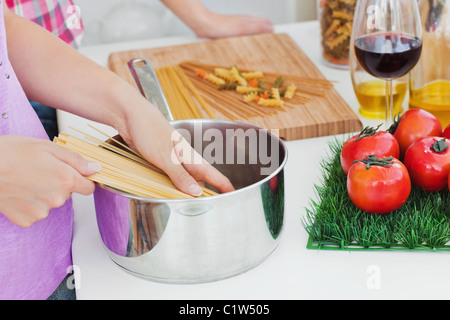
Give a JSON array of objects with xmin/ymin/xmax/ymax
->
[{"xmin": 92, "ymin": 58, "xmax": 288, "ymax": 283}]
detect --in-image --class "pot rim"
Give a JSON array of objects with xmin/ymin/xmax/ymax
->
[{"xmin": 100, "ymin": 118, "xmax": 288, "ymax": 203}]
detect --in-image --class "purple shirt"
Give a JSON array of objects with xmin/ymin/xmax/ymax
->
[{"xmin": 0, "ymin": 2, "xmax": 73, "ymax": 299}]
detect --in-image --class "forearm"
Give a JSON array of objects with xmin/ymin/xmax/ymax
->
[
  {"xmin": 2, "ymin": 3, "xmax": 234, "ymax": 197},
  {"xmin": 159, "ymin": 0, "xmax": 273, "ymax": 39},
  {"xmin": 4, "ymin": 8, "xmax": 135, "ymax": 130},
  {"xmin": 160, "ymin": 0, "xmax": 210, "ymax": 33}
]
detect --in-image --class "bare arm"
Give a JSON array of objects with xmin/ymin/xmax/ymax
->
[
  {"xmin": 4, "ymin": 2, "xmax": 127, "ymax": 128},
  {"xmin": 160, "ymin": 0, "xmax": 273, "ymax": 39},
  {"xmin": 3, "ymin": 4, "xmax": 233, "ymax": 199}
]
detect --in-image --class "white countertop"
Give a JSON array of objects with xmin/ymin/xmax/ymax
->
[{"xmin": 60, "ymin": 21, "xmax": 450, "ymax": 300}]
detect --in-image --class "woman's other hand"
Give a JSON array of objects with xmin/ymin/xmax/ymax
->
[{"xmin": 0, "ymin": 135, "xmax": 100, "ymax": 227}]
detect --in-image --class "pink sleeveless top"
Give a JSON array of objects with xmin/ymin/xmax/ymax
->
[{"xmin": 0, "ymin": 2, "xmax": 73, "ymax": 299}]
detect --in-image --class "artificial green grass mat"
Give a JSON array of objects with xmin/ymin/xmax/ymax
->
[{"xmin": 303, "ymin": 138, "xmax": 450, "ymax": 251}]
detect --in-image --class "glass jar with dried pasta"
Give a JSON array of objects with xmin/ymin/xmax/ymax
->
[{"xmin": 317, "ymin": 0, "xmax": 356, "ymax": 69}]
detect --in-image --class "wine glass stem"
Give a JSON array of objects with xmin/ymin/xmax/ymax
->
[{"xmin": 385, "ymin": 80, "xmax": 394, "ymax": 130}]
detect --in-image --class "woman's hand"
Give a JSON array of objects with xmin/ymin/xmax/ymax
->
[
  {"xmin": 115, "ymin": 94, "xmax": 235, "ymax": 197},
  {"xmin": 4, "ymin": 5, "xmax": 234, "ymax": 199},
  {"xmin": 192, "ymin": 13, "xmax": 274, "ymax": 39},
  {"xmin": 160, "ymin": 0, "xmax": 273, "ymax": 39},
  {"xmin": 0, "ymin": 135, "xmax": 100, "ymax": 227}
]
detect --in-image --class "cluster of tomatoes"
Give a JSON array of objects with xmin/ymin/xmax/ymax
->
[{"xmin": 340, "ymin": 108, "xmax": 450, "ymax": 215}]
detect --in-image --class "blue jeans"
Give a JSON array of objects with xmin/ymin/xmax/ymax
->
[
  {"xmin": 47, "ymin": 272, "xmax": 77, "ymax": 300},
  {"xmin": 29, "ymin": 100, "xmax": 58, "ymax": 140}
]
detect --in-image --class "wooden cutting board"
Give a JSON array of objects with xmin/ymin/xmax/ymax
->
[{"xmin": 108, "ymin": 33, "xmax": 362, "ymax": 140}]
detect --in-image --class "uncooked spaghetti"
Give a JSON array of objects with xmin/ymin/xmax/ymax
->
[
  {"xmin": 153, "ymin": 61, "xmax": 334, "ymax": 122},
  {"xmin": 53, "ymin": 127, "xmax": 218, "ymax": 199},
  {"xmin": 178, "ymin": 61, "xmax": 334, "ymax": 119},
  {"xmin": 155, "ymin": 65, "xmax": 217, "ymax": 120}
]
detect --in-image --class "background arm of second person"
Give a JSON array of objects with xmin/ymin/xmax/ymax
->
[
  {"xmin": 3, "ymin": 3, "xmax": 234, "ymax": 196},
  {"xmin": 160, "ymin": 0, "xmax": 274, "ymax": 38}
]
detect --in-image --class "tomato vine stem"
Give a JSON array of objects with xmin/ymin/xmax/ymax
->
[
  {"xmin": 387, "ymin": 113, "xmax": 401, "ymax": 135},
  {"xmin": 431, "ymin": 138, "xmax": 448, "ymax": 153},
  {"xmin": 356, "ymin": 124, "xmax": 383, "ymax": 141},
  {"xmin": 352, "ymin": 155, "xmax": 394, "ymax": 169}
]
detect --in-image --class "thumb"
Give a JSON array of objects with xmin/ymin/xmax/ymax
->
[
  {"xmin": 77, "ymin": 158, "xmax": 102, "ymax": 176},
  {"xmin": 50, "ymin": 144, "xmax": 101, "ymax": 176}
]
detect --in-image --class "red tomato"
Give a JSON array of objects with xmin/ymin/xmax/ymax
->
[
  {"xmin": 443, "ymin": 124, "xmax": 450, "ymax": 139},
  {"xmin": 403, "ymin": 137, "xmax": 450, "ymax": 191},
  {"xmin": 390, "ymin": 109, "xmax": 442, "ymax": 158},
  {"xmin": 340, "ymin": 126, "xmax": 399, "ymax": 175},
  {"xmin": 347, "ymin": 156, "xmax": 411, "ymax": 215}
]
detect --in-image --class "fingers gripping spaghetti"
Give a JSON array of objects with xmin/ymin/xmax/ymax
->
[{"xmin": 53, "ymin": 127, "xmax": 218, "ymax": 199}]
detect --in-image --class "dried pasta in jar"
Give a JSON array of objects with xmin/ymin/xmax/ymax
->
[{"xmin": 319, "ymin": 0, "xmax": 356, "ymax": 68}]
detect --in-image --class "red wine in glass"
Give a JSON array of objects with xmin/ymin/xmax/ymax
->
[
  {"xmin": 354, "ymin": 33, "xmax": 422, "ymax": 80},
  {"xmin": 351, "ymin": 0, "xmax": 422, "ymax": 130}
]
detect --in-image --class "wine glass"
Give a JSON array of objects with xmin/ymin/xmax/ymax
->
[{"xmin": 351, "ymin": 0, "xmax": 423, "ymax": 129}]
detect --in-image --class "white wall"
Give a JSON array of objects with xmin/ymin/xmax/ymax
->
[
  {"xmin": 298, "ymin": 0, "xmax": 317, "ymax": 21},
  {"xmin": 73, "ymin": 0, "xmax": 317, "ymax": 46}
]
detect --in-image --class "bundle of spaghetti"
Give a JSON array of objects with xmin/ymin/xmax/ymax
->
[
  {"xmin": 155, "ymin": 66, "xmax": 199, "ymax": 119},
  {"xmin": 155, "ymin": 62, "xmax": 292, "ymax": 120},
  {"xmin": 155, "ymin": 65, "xmax": 217, "ymax": 120},
  {"xmin": 172, "ymin": 65, "xmax": 217, "ymax": 119},
  {"xmin": 53, "ymin": 130, "xmax": 218, "ymax": 199},
  {"xmin": 71, "ymin": 125, "xmax": 162, "ymax": 172}
]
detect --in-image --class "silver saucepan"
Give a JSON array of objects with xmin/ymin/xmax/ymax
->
[{"xmin": 92, "ymin": 58, "xmax": 288, "ymax": 283}]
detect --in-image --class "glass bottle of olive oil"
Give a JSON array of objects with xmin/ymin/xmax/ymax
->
[
  {"xmin": 354, "ymin": 80, "xmax": 407, "ymax": 119},
  {"xmin": 409, "ymin": 80, "xmax": 450, "ymax": 127},
  {"xmin": 409, "ymin": 0, "xmax": 450, "ymax": 128}
]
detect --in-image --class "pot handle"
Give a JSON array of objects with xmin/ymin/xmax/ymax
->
[{"xmin": 127, "ymin": 58, "xmax": 174, "ymax": 121}]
